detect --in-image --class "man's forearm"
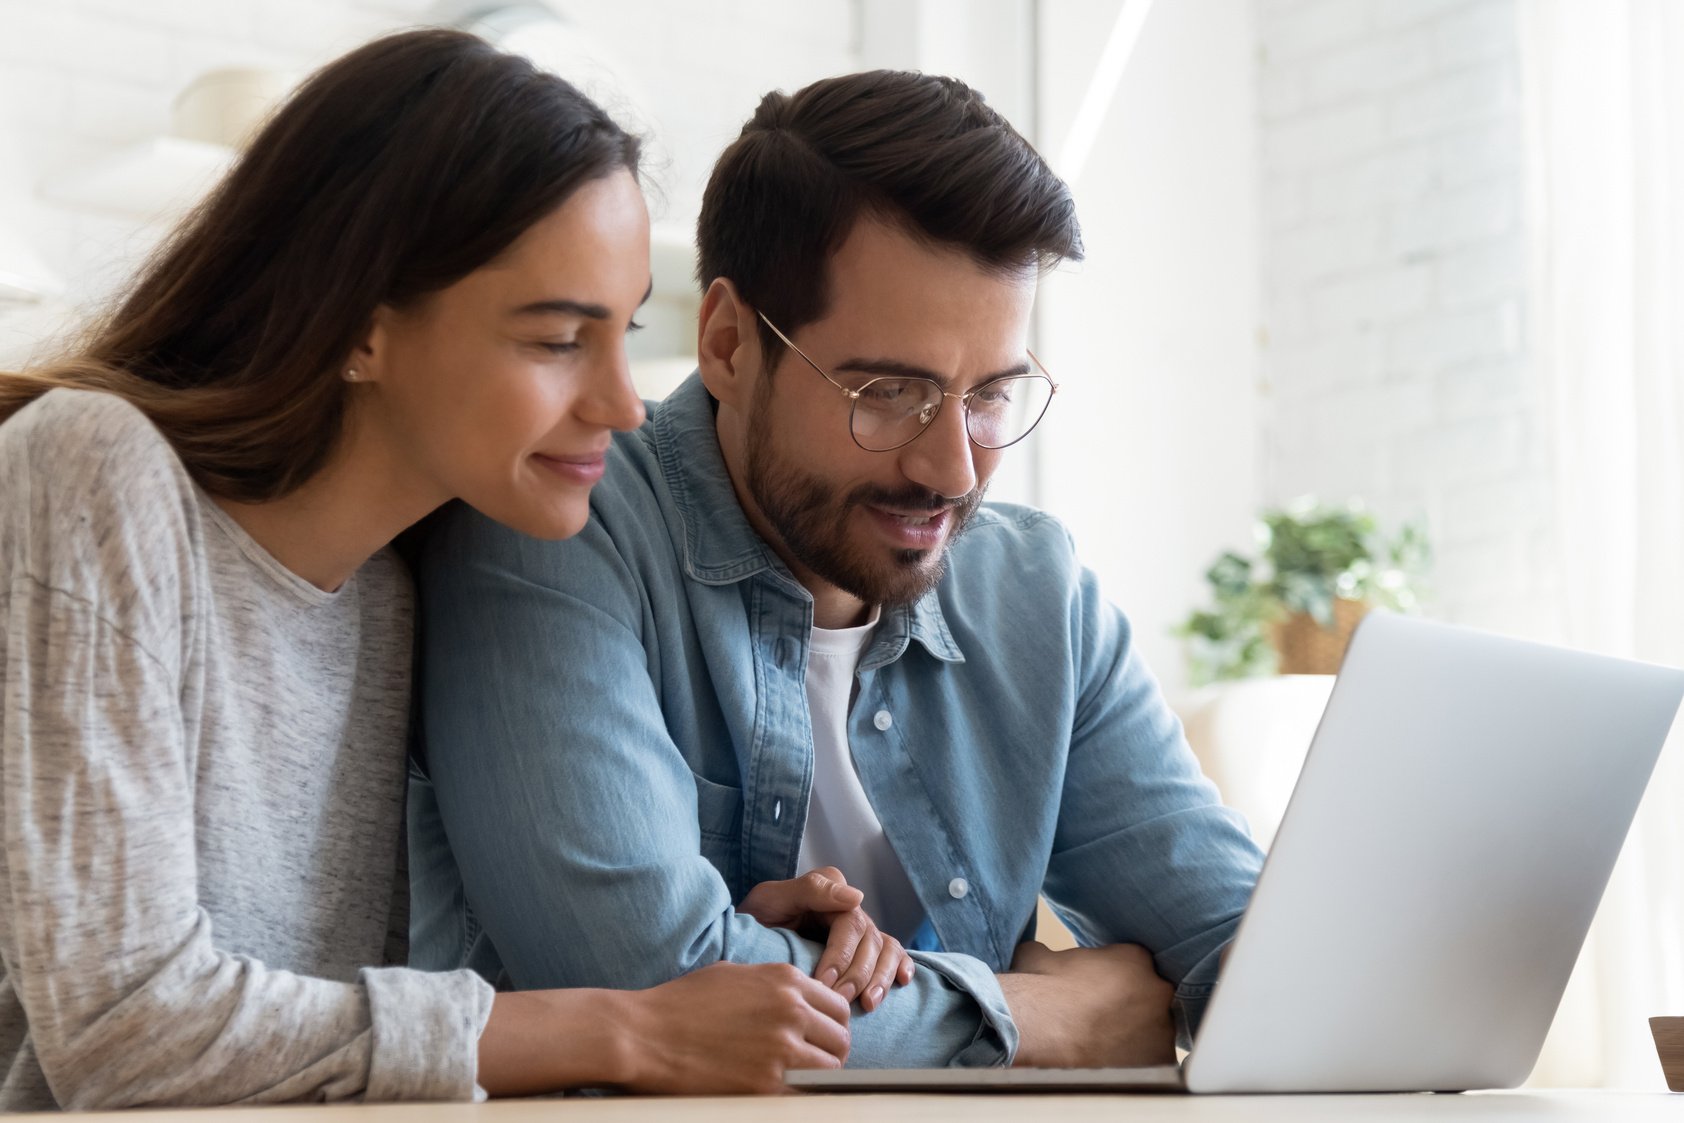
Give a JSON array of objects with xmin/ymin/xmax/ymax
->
[
  {"xmin": 996, "ymin": 972, "xmax": 1055, "ymax": 1067},
  {"xmin": 996, "ymin": 943, "xmax": 1177, "ymax": 1069}
]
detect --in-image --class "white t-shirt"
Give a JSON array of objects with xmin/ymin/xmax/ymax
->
[{"xmin": 795, "ymin": 611, "xmax": 925, "ymax": 942}]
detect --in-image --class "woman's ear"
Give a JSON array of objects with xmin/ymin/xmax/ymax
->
[
  {"xmin": 344, "ymin": 308, "xmax": 391, "ymax": 385},
  {"xmin": 697, "ymin": 277, "xmax": 756, "ymax": 408}
]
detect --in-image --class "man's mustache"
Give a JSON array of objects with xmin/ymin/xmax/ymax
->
[{"xmin": 846, "ymin": 485, "xmax": 977, "ymax": 513}]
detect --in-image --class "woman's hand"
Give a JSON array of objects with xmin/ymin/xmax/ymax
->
[
  {"xmin": 479, "ymin": 962, "xmax": 851, "ymax": 1097},
  {"xmin": 739, "ymin": 866, "xmax": 915, "ymax": 1013},
  {"xmin": 619, "ymin": 961, "xmax": 852, "ymax": 1093}
]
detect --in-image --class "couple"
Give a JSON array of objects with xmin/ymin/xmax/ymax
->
[{"xmin": 0, "ymin": 27, "xmax": 1262, "ymax": 1110}]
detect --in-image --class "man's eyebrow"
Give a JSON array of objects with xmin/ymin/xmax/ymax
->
[
  {"xmin": 510, "ymin": 280, "xmax": 654, "ymax": 320},
  {"xmin": 831, "ymin": 356, "xmax": 1033, "ymax": 388}
]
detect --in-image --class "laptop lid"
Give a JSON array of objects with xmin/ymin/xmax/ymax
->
[{"xmin": 1184, "ymin": 613, "xmax": 1684, "ymax": 1093}]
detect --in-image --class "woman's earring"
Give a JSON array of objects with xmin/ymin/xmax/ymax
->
[{"xmin": 343, "ymin": 368, "xmax": 361, "ymax": 382}]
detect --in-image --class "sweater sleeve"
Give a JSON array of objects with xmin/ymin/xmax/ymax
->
[{"xmin": 0, "ymin": 391, "xmax": 494, "ymax": 1109}]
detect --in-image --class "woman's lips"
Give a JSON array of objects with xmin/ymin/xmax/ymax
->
[{"xmin": 531, "ymin": 452, "xmax": 607, "ymax": 485}]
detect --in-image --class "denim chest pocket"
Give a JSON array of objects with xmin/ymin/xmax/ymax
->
[{"xmin": 691, "ymin": 772, "xmax": 743, "ymax": 893}]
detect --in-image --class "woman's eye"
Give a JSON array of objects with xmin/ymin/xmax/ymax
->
[
  {"xmin": 537, "ymin": 341, "xmax": 580, "ymax": 354},
  {"xmin": 628, "ymin": 320, "xmax": 645, "ymax": 333}
]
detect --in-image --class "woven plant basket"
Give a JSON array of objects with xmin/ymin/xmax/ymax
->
[
  {"xmin": 1271, "ymin": 597, "xmax": 1370, "ymax": 675},
  {"xmin": 1652, "ymin": 1017, "xmax": 1684, "ymax": 1092}
]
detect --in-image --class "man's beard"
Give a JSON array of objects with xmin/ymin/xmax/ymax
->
[{"xmin": 744, "ymin": 409, "xmax": 985, "ymax": 609}]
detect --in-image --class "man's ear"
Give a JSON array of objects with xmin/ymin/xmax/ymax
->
[{"xmin": 697, "ymin": 277, "xmax": 756, "ymax": 408}]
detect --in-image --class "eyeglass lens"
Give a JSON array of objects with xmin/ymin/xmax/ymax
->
[{"xmin": 850, "ymin": 374, "xmax": 1054, "ymax": 451}]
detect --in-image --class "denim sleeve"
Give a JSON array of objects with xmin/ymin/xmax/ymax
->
[
  {"xmin": 1040, "ymin": 560, "xmax": 1265, "ymax": 1050},
  {"xmin": 416, "ymin": 508, "xmax": 1013, "ymax": 1068}
]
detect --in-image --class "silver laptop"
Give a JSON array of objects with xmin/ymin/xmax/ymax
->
[{"xmin": 789, "ymin": 612, "xmax": 1684, "ymax": 1093}]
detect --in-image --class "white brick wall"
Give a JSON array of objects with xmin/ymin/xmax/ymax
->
[
  {"xmin": 3, "ymin": 1, "xmax": 1561, "ymax": 641},
  {"xmin": 0, "ymin": 0, "xmax": 857, "ymax": 364},
  {"xmin": 1257, "ymin": 0, "xmax": 1557, "ymax": 638}
]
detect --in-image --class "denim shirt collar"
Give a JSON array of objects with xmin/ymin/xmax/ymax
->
[
  {"xmin": 866, "ymin": 592, "xmax": 966, "ymax": 669},
  {"xmin": 652, "ymin": 373, "xmax": 964, "ymax": 667}
]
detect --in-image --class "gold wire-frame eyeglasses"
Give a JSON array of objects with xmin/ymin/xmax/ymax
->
[{"xmin": 756, "ymin": 311, "xmax": 1059, "ymax": 453}]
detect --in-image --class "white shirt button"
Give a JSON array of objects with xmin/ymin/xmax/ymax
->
[
  {"xmin": 773, "ymin": 799, "xmax": 783, "ymax": 822},
  {"xmin": 948, "ymin": 877, "xmax": 969, "ymax": 900},
  {"xmin": 873, "ymin": 709, "xmax": 894, "ymax": 731}
]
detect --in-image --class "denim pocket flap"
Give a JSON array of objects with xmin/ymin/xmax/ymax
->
[{"xmin": 691, "ymin": 772, "xmax": 744, "ymax": 842}]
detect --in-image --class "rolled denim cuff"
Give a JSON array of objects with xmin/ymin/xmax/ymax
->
[
  {"xmin": 1170, "ymin": 935, "xmax": 1232, "ymax": 1051},
  {"xmin": 1173, "ymin": 980, "xmax": 1217, "ymax": 1052},
  {"xmin": 906, "ymin": 950, "xmax": 1019, "ymax": 1067}
]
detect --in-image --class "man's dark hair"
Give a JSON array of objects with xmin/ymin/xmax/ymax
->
[{"xmin": 696, "ymin": 70, "xmax": 1083, "ymax": 366}]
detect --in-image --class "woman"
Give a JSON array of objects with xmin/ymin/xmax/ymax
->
[{"xmin": 0, "ymin": 29, "xmax": 910, "ymax": 1110}]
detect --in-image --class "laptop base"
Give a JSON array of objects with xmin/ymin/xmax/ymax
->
[{"xmin": 785, "ymin": 1064, "xmax": 1184, "ymax": 1093}]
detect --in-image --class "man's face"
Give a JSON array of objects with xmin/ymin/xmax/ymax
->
[{"xmin": 730, "ymin": 217, "xmax": 1038, "ymax": 611}]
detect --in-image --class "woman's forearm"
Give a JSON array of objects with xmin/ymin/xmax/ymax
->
[
  {"xmin": 474, "ymin": 961, "xmax": 851, "ymax": 1097},
  {"xmin": 477, "ymin": 988, "xmax": 634, "ymax": 1096}
]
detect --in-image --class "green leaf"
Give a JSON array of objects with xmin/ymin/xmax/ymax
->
[{"xmin": 1174, "ymin": 498, "xmax": 1433, "ymax": 682}]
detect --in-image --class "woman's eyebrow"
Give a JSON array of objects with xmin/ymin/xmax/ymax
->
[{"xmin": 509, "ymin": 280, "xmax": 654, "ymax": 320}]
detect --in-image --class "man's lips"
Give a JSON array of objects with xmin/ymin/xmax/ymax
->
[
  {"xmin": 873, "ymin": 505, "xmax": 951, "ymax": 523},
  {"xmin": 863, "ymin": 504, "xmax": 953, "ymax": 549}
]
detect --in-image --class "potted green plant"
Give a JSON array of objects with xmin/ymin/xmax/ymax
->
[{"xmin": 1176, "ymin": 499, "xmax": 1429, "ymax": 685}]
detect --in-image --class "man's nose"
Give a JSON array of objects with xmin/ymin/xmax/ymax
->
[{"xmin": 897, "ymin": 396, "xmax": 977, "ymax": 500}]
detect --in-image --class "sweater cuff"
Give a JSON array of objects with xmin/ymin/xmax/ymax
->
[{"xmin": 361, "ymin": 966, "xmax": 496, "ymax": 1101}]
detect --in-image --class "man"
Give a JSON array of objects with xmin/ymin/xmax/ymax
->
[{"xmin": 410, "ymin": 70, "xmax": 1264, "ymax": 1069}]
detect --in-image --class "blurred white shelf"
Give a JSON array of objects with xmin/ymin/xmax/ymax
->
[
  {"xmin": 0, "ymin": 225, "xmax": 62, "ymax": 303},
  {"xmin": 41, "ymin": 136, "xmax": 234, "ymax": 221},
  {"xmin": 630, "ymin": 356, "xmax": 696, "ymax": 403},
  {"xmin": 650, "ymin": 221, "xmax": 696, "ymax": 298}
]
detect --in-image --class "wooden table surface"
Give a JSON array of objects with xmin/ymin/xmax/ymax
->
[{"xmin": 56, "ymin": 1089, "xmax": 1678, "ymax": 1121}]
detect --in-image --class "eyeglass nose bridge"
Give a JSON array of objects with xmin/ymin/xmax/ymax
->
[{"xmin": 913, "ymin": 388, "xmax": 969, "ymax": 426}]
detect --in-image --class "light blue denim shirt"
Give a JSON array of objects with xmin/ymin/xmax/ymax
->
[{"xmin": 409, "ymin": 374, "xmax": 1264, "ymax": 1067}]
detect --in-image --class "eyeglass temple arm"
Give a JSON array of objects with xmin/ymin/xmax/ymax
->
[{"xmin": 755, "ymin": 310, "xmax": 860, "ymax": 399}]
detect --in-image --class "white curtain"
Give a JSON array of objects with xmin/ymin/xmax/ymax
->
[{"xmin": 1522, "ymin": 0, "xmax": 1684, "ymax": 1089}]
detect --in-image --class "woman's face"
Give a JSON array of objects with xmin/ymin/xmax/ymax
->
[{"xmin": 366, "ymin": 169, "xmax": 651, "ymax": 540}]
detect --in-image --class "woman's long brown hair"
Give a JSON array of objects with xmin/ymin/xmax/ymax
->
[{"xmin": 0, "ymin": 28, "xmax": 640, "ymax": 502}]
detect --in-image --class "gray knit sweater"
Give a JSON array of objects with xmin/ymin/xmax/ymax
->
[{"xmin": 0, "ymin": 389, "xmax": 493, "ymax": 1111}]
